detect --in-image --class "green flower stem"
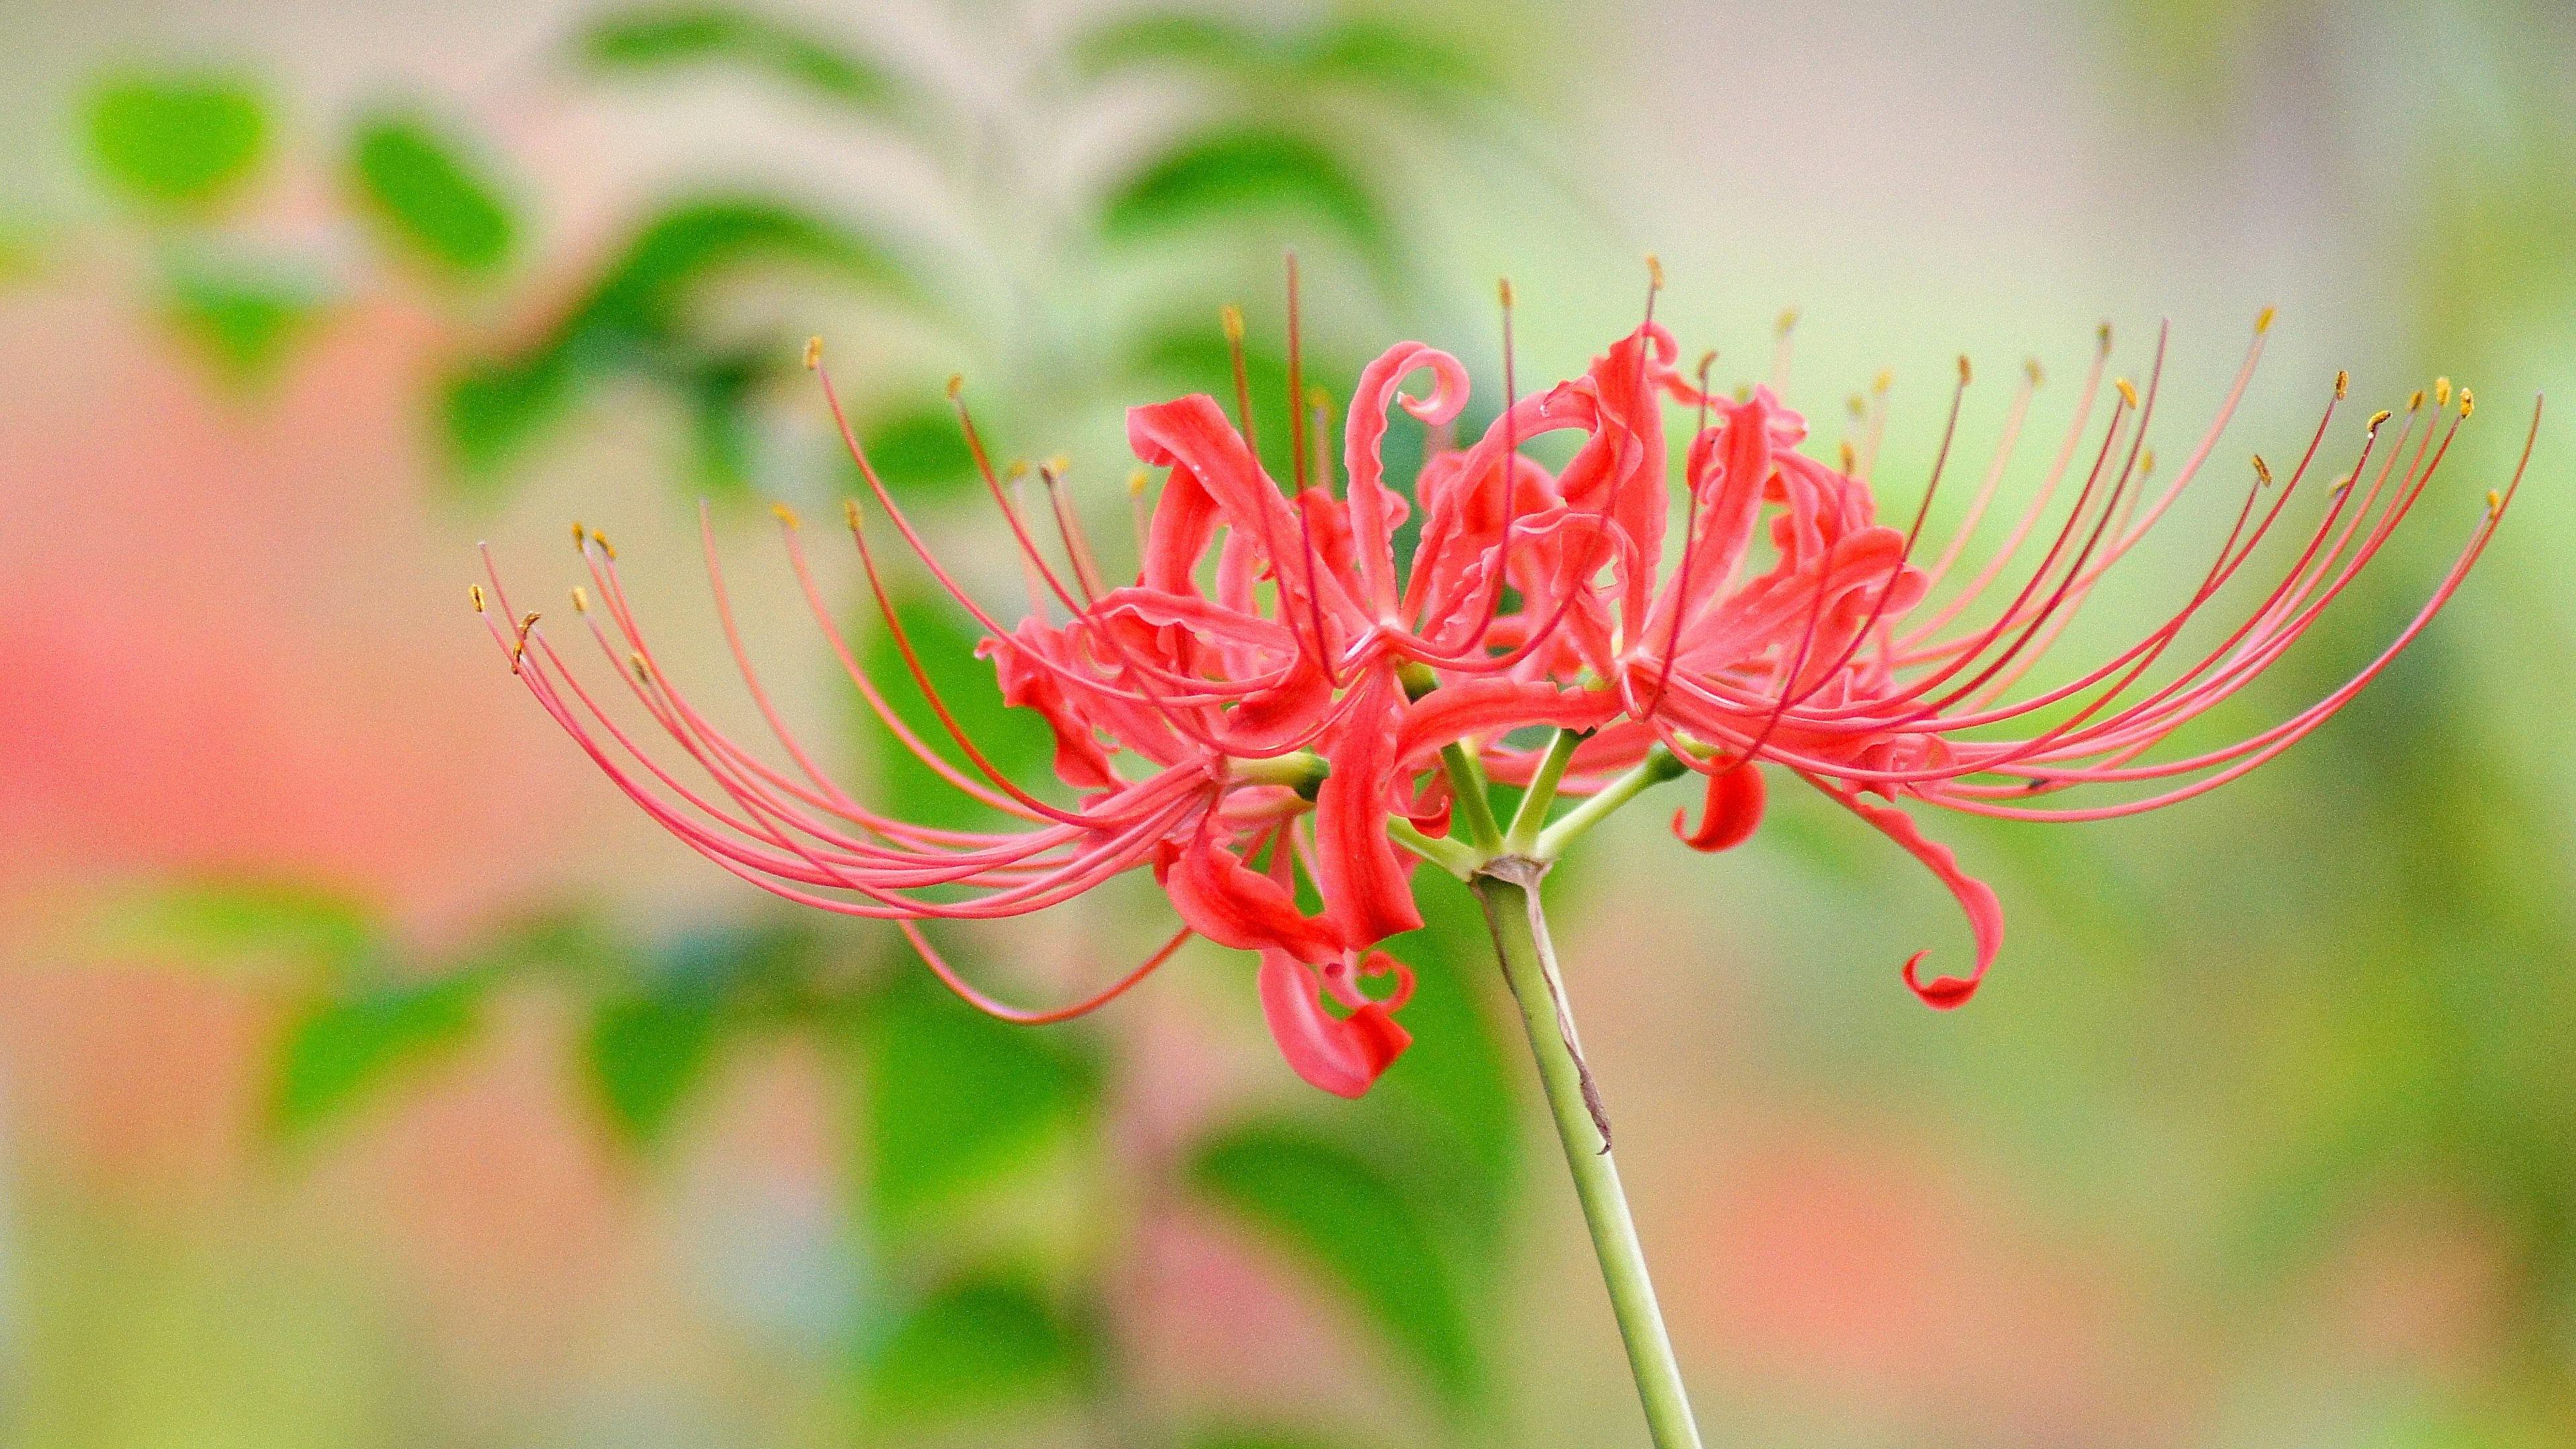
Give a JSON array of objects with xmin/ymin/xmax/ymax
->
[
  {"xmin": 1474, "ymin": 861, "xmax": 1703, "ymax": 1449},
  {"xmin": 1534, "ymin": 747, "xmax": 1690, "ymax": 860},
  {"xmin": 1390, "ymin": 818, "xmax": 1483, "ymax": 878},
  {"xmin": 1442, "ymin": 741, "xmax": 1507, "ymax": 849},
  {"xmin": 1503, "ymin": 727, "xmax": 1588, "ymax": 855}
]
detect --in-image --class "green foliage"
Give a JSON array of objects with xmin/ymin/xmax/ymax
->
[
  {"xmin": 586, "ymin": 922, "xmax": 810, "ymax": 1146},
  {"xmin": 108, "ymin": 879, "xmax": 378, "ymax": 976},
  {"xmin": 861, "ymin": 970, "xmax": 1097, "ymax": 1227},
  {"xmin": 1189, "ymin": 1119, "xmax": 1479, "ymax": 1407},
  {"xmin": 1100, "ymin": 127, "xmax": 1391, "ymax": 274},
  {"xmin": 442, "ymin": 197, "xmax": 917, "ymax": 483},
  {"xmin": 347, "ymin": 109, "xmax": 516, "ymax": 276},
  {"xmin": 85, "ymin": 73, "xmax": 271, "ymax": 211},
  {"xmin": 588, "ymin": 980, "xmax": 724, "ymax": 1148},
  {"xmin": 576, "ymin": 5, "xmax": 902, "ymax": 111},
  {"xmin": 1364, "ymin": 874, "xmax": 1519, "ymax": 1246},
  {"xmin": 160, "ymin": 255, "xmax": 330, "ymax": 386},
  {"xmin": 1073, "ymin": 11, "xmax": 1495, "ymax": 106},
  {"xmin": 861, "ymin": 1275, "xmax": 1088, "ymax": 1426},
  {"xmin": 443, "ymin": 350, "xmax": 574, "ymax": 481},
  {"xmin": 852, "ymin": 402, "xmax": 979, "ymax": 499},
  {"xmin": 857, "ymin": 587, "xmax": 1057, "ymax": 835},
  {"xmin": 272, "ymin": 971, "xmax": 491, "ymax": 1136}
]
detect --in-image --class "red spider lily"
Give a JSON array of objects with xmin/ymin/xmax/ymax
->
[
  {"xmin": 474, "ymin": 272, "xmax": 1670, "ymax": 1097},
  {"xmin": 1587, "ymin": 319, "xmax": 2535, "ymax": 1009},
  {"xmin": 480, "ymin": 272, "xmax": 2529, "ymax": 1097}
]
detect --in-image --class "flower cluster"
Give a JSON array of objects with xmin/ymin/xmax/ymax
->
[{"xmin": 480, "ymin": 278, "xmax": 2526, "ymax": 1097}]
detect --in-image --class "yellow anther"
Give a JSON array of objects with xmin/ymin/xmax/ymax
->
[
  {"xmin": 2251, "ymin": 454, "xmax": 2272, "ymax": 486},
  {"xmin": 2434, "ymin": 376, "xmax": 2451, "ymax": 407},
  {"xmin": 1839, "ymin": 439, "xmax": 1858, "ymax": 475},
  {"xmin": 1497, "ymin": 277, "xmax": 1515, "ymax": 309},
  {"xmin": 2367, "ymin": 409, "xmax": 2392, "ymax": 434},
  {"xmin": 945, "ymin": 374, "xmax": 963, "ymax": 400},
  {"xmin": 2487, "ymin": 488, "xmax": 2504, "ymax": 517},
  {"xmin": 771, "ymin": 500, "xmax": 802, "ymax": 529},
  {"xmin": 2097, "ymin": 321, "xmax": 2113, "ymax": 354},
  {"xmin": 843, "ymin": 496, "xmax": 863, "ymax": 531},
  {"xmin": 2335, "ymin": 370, "xmax": 2349, "ymax": 398},
  {"xmin": 1957, "ymin": 354, "xmax": 1972, "ymax": 386},
  {"xmin": 1695, "ymin": 348, "xmax": 1717, "ymax": 378},
  {"xmin": 2115, "ymin": 377, "xmax": 2140, "ymax": 409},
  {"xmin": 1733, "ymin": 384, "xmax": 1752, "ymax": 403},
  {"xmin": 1306, "ymin": 385, "xmax": 1330, "ymax": 411},
  {"xmin": 2255, "ymin": 305, "xmax": 2276, "ymax": 335},
  {"xmin": 803, "ymin": 335, "xmax": 822, "ymax": 370},
  {"xmin": 1045, "ymin": 453, "xmax": 1073, "ymax": 477},
  {"xmin": 1776, "ymin": 308, "xmax": 1799, "ymax": 337},
  {"xmin": 2139, "ymin": 448, "xmax": 2156, "ymax": 476},
  {"xmin": 469, "ymin": 584, "xmax": 486, "ymax": 613},
  {"xmin": 1872, "ymin": 368, "xmax": 1892, "ymax": 394},
  {"xmin": 2459, "ymin": 388, "xmax": 2475, "ymax": 418},
  {"xmin": 631, "ymin": 652, "xmax": 651, "ymax": 684},
  {"xmin": 1847, "ymin": 394, "xmax": 1866, "ymax": 419},
  {"xmin": 1220, "ymin": 304, "xmax": 1245, "ymax": 343},
  {"xmin": 571, "ymin": 521, "xmax": 586, "ymax": 547},
  {"xmin": 1005, "ymin": 459, "xmax": 1029, "ymax": 481},
  {"xmin": 2408, "ymin": 388, "xmax": 2424, "ymax": 412},
  {"xmin": 570, "ymin": 585, "xmax": 589, "ymax": 613},
  {"xmin": 590, "ymin": 531, "xmax": 615, "ymax": 560},
  {"xmin": 2025, "ymin": 358, "xmax": 2045, "ymax": 389},
  {"xmin": 1646, "ymin": 254, "xmax": 1664, "ymax": 290},
  {"xmin": 1128, "ymin": 468, "xmax": 1150, "ymax": 497},
  {"xmin": 517, "ymin": 610, "xmax": 540, "ymax": 635}
]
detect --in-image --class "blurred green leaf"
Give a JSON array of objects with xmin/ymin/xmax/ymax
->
[
  {"xmin": 1189, "ymin": 1119, "xmax": 1479, "ymax": 1406},
  {"xmin": 347, "ymin": 109, "xmax": 516, "ymax": 276},
  {"xmin": 1101, "ymin": 128, "xmax": 1390, "ymax": 272},
  {"xmin": 273, "ymin": 972, "xmax": 490, "ymax": 1135},
  {"xmin": 160, "ymin": 254, "xmax": 330, "ymax": 386},
  {"xmin": 858, "ymin": 587, "xmax": 1057, "ymax": 834},
  {"xmin": 1073, "ymin": 13, "xmax": 1493, "ymax": 106},
  {"xmin": 443, "ymin": 348, "xmax": 575, "ymax": 481},
  {"xmin": 1364, "ymin": 875, "xmax": 1518, "ymax": 1250},
  {"xmin": 85, "ymin": 73, "xmax": 270, "ymax": 211},
  {"xmin": 587, "ymin": 922, "xmax": 810, "ymax": 1146},
  {"xmin": 861, "ymin": 1275, "xmax": 1087, "ymax": 1426},
  {"xmin": 851, "ymin": 402, "xmax": 978, "ymax": 499},
  {"xmin": 576, "ymin": 197, "xmax": 913, "ymax": 343},
  {"xmin": 588, "ymin": 986, "xmax": 721, "ymax": 1146},
  {"xmin": 576, "ymin": 5, "xmax": 902, "ymax": 111},
  {"xmin": 108, "ymin": 879, "xmax": 379, "ymax": 977},
  {"xmin": 1301, "ymin": 19, "xmax": 1493, "ymax": 100},
  {"xmin": 862, "ymin": 970, "xmax": 1095, "ymax": 1226},
  {"xmin": 445, "ymin": 197, "xmax": 918, "ymax": 486},
  {"xmin": 683, "ymin": 348, "xmax": 767, "ymax": 494}
]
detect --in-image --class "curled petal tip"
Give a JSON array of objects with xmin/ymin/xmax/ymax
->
[
  {"xmin": 1674, "ymin": 762, "xmax": 1766, "ymax": 853},
  {"xmin": 1902, "ymin": 951, "xmax": 1980, "ymax": 1010}
]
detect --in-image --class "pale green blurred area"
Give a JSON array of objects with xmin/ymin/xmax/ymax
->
[{"xmin": 2, "ymin": 3, "xmax": 2574, "ymax": 1448}]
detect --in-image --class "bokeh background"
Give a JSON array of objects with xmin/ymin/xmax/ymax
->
[{"xmin": 4, "ymin": 1, "xmax": 2574, "ymax": 1446}]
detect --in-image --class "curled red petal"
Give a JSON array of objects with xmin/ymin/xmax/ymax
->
[
  {"xmin": 1672, "ymin": 761, "xmax": 1766, "ymax": 852},
  {"xmin": 1257, "ymin": 951, "xmax": 1413, "ymax": 1099},
  {"xmin": 1314, "ymin": 667, "xmax": 1424, "ymax": 949},
  {"xmin": 1812, "ymin": 779, "xmax": 2004, "ymax": 1009},
  {"xmin": 1165, "ymin": 824, "xmax": 1342, "ymax": 964}
]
